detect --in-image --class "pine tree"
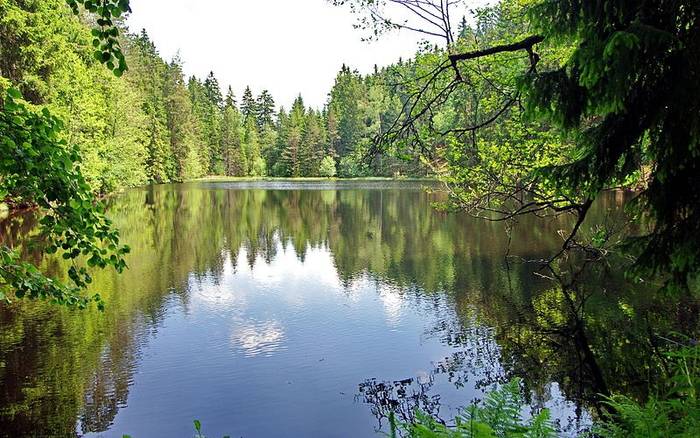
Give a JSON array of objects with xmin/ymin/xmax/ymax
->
[
  {"xmin": 255, "ymin": 90, "xmax": 276, "ymax": 131},
  {"xmin": 241, "ymin": 86, "xmax": 256, "ymax": 122}
]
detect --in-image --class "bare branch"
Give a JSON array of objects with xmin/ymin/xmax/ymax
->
[{"xmin": 448, "ymin": 35, "xmax": 544, "ymax": 63}]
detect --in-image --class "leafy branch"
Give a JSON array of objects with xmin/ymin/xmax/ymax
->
[{"xmin": 1, "ymin": 87, "xmax": 130, "ymax": 308}]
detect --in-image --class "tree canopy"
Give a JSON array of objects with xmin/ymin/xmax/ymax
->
[{"xmin": 525, "ymin": 0, "xmax": 700, "ymax": 291}]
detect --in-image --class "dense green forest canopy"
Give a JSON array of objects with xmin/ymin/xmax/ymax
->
[{"xmin": 2, "ymin": 0, "xmax": 429, "ymax": 190}]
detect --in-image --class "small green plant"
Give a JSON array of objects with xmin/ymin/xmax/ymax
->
[
  {"xmin": 389, "ymin": 378, "xmax": 556, "ymax": 437},
  {"xmin": 594, "ymin": 345, "xmax": 700, "ymax": 437},
  {"xmin": 192, "ymin": 419, "xmax": 230, "ymax": 438}
]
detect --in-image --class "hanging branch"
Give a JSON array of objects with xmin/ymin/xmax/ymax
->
[{"xmin": 448, "ymin": 35, "xmax": 544, "ymax": 63}]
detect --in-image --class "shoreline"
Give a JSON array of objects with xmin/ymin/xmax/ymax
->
[
  {"xmin": 0, "ymin": 177, "xmax": 439, "ymax": 219},
  {"xmin": 188, "ymin": 175, "xmax": 438, "ymax": 183}
]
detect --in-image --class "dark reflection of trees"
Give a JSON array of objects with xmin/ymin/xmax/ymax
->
[
  {"xmin": 354, "ymin": 254, "xmax": 698, "ymax": 434},
  {"xmin": 358, "ymin": 375, "xmax": 442, "ymax": 429},
  {"xmin": 78, "ymin": 314, "xmax": 144, "ymax": 434},
  {"xmin": 0, "ymin": 183, "xmax": 698, "ymax": 436},
  {"xmin": 356, "ymin": 323, "xmax": 506, "ymax": 430},
  {"xmin": 490, "ymin": 255, "xmax": 699, "ymax": 409},
  {"xmin": 341, "ymin": 193, "xmax": 698, "ymax": 433}
]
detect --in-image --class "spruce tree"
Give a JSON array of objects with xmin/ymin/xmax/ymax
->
[
  {"xmin": 186, "ymin": 76, "xmax": 212, "ymax": 173},
  {"xmin": 203, "ymin": 71, "xmax": 223, "ymax": 110},
  {"xmin": 326, "ymin": 106, "xmax": 341, "ymax": 159},
  {"xmin": 202, "ymin": 71, "xmax": 224, "ymax": 173},
  {"xmin": 255, "ymin": 90, "xmax": 276, "ymax": 131},
  {"xmin": 328, "ymin": 66, "xmax": 364, "ymax": 159},
  {"xmin": 221, "ymin": 100, "xmax": 244, "ymax": 176},
  {"xmin": 270, "ymin": 107, "xmax": 289, "ymax": 176},
  {"xmin": 129, "ymin": 30, "xmax": 171, "ymax": 183},
  {"xmin": 301, "ymin": 110, "xmax": 327, "ymax": 176},
  {"xmin": 525, "ymin": 0, "xmax": 700, "ymax": 291},
  {"xmin": 279, "ymin": 97, "xmax": 307, "ymax": 177},
  {"xmin": 241, "ymin": 86, "xmax": 256, "ymax": 122},
  {"xmin": 224, "ymin": 86, "xmax": 237, "ymax": 109}
]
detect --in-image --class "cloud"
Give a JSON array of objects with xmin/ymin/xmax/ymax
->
[{"xmin": 230, "ymin": 319, "xmax": 286, "ymax": 357}]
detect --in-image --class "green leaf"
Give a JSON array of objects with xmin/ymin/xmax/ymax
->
[{"xmin": 7, "ymin": 88, "xmax": 22, "ymax": 99}]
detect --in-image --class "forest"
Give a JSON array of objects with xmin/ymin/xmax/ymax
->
[
  {"xmin": 1, "ymin": 0, "xmax": 699, "ymax": 437},
  {"xmin": 1, "ymin": 0, "xmax": 431, "ymax": 194}
]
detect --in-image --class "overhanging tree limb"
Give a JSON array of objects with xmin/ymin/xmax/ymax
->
[
  {"xmin": 448, "ymin": 35, "xmax": 545, "ymax": 63},
  {"xmin": 448, "ymin": 35, "xmax": 544, "ymax": 81}
]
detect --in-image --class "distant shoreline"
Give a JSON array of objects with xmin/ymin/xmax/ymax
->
[
  {"xmin": 189, "ymin": 176, "xmax": 439, "ymax": 183},
  {"xmin": 0, "ymin": 177, "xmax": 441, "ymax": 218}
]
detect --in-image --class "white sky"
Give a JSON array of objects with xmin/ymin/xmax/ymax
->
[{"xmin": 125, "ymin": 0, "xmax": 457, "ymax": 109}]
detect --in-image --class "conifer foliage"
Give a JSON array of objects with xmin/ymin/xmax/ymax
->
[{"xmin": 525, "ymin": 1, "xmax": 700, "ymax": 291}]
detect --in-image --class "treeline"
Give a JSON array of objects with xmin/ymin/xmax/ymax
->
[{"xmin": 0, "ymin": 0, "xmax": 426, "ymax": 194}]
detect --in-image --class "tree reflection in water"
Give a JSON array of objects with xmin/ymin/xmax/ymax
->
[
  {"xmin": 0, "ymin": 182, "xmax": 697, "ymax": 437},
  {"xmin": 355, "ymin": 242, "xmax": 698, "ymax": 435}
]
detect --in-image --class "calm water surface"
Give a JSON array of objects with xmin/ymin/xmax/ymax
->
[{"xmin": 0, "ymin": 181, "xmax": 696, "ymax": 437}]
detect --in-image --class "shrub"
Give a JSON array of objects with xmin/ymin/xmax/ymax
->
[{"xmin": 319, "ymin": 156, "xmax": 337, "ymax": 177}]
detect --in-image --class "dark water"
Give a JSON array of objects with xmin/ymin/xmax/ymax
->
[{"xmin": 0, "ymin": 181, "xmax": 697, "ymax": 437}]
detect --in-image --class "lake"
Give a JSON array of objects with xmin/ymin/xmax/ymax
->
[{"xmin": 0, "ymin": 181, "xmax": 696, "ymax": 437}]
